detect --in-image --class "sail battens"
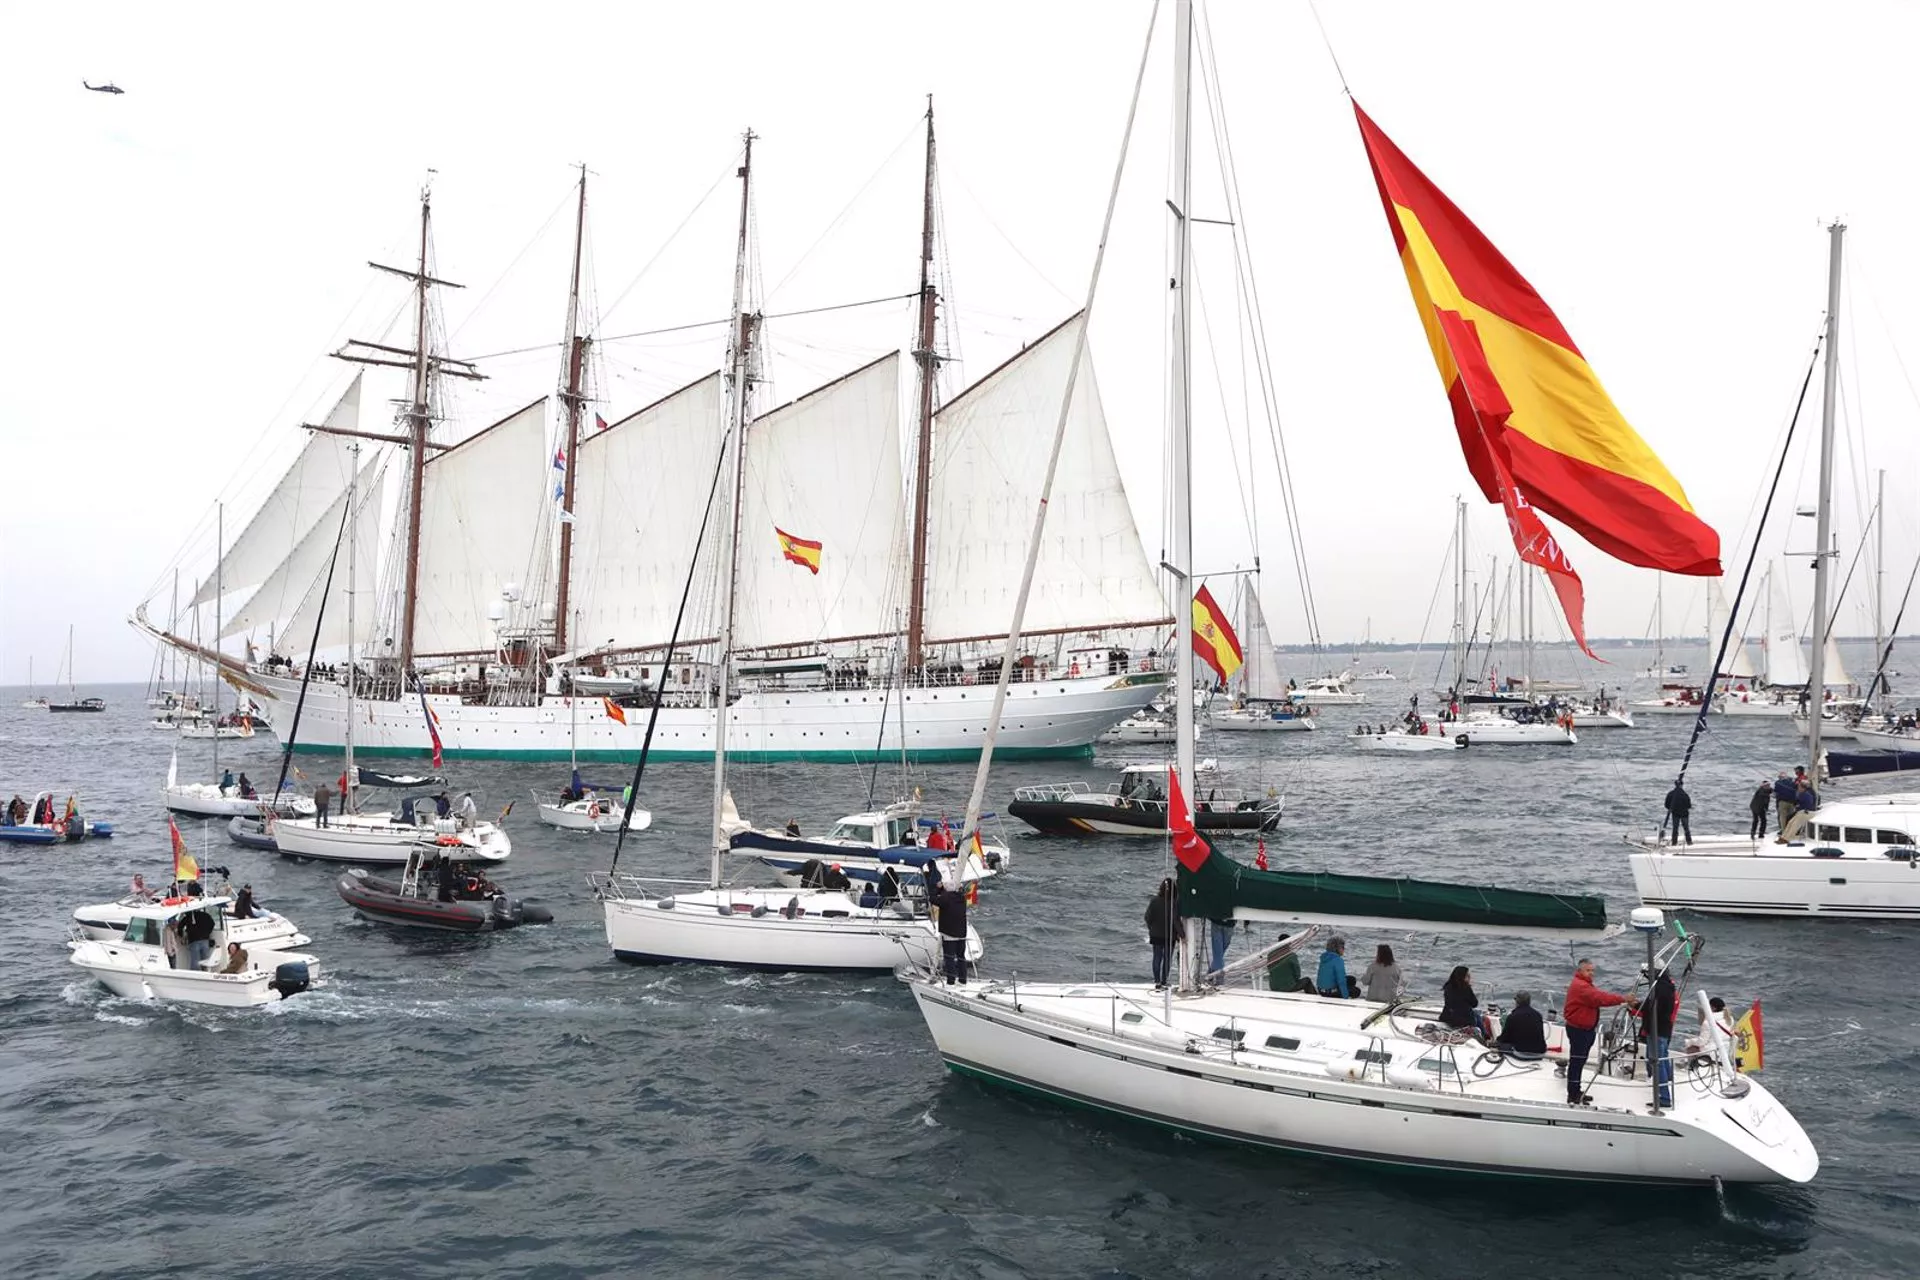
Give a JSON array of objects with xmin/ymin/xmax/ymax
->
[{"xmin": 923, "ymin": 315, "xmax": 1165, "ymax": 642}]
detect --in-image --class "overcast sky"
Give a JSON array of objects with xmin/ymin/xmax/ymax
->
[{"xmin": 7, "ymin": 1, "xmax": 1920, "ymax": 683}]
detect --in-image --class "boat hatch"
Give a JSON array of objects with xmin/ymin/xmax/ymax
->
[
  {"xmin": 1264, "ymin": 1034, "xmax": 1300, "ymax": 1051},
  {"xmin": 1212, "ymin": 1026, "xmax": 1247, "ymax": 1044}
]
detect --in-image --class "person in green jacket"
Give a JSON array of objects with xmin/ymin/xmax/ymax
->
[{"xmin": 1266, "ymin": 932, "xmax": 1302, "ymax": 992}]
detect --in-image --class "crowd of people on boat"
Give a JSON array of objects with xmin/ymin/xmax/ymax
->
[{"xmin": 1, "ymin": 794, "xmax": 80, "ymax": 829}]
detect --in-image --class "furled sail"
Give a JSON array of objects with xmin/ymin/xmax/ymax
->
[
  {"xmin": 1236, "ymin": 583, "xmax": 1286, "ymax": 701},
  {"xmin": 570, "ymin": 374, "xmax": 727, "ymax": 651},
  {"xmin": 411, "ymin": 398, "xmax": 551, "ymax": 656},
  {"xmin": 921, "ymin": 313, "xmax": 1167, "ymax": 643},
  {"xmin": 1708, "ymin": 579, "xmax": 1759, "ymax": 680},
  {"xmin": 1763, "ymin": 563, "xmax": 1809, "ymax": 688},
  {"xmin": 733, "ymin": 353, "xmax": 905, "ymax": 650},
  {"xmin": 191, "ymin": 374, "xmax": 362, "ymax": 607}
]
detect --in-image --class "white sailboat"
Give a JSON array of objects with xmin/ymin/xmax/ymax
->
[
  {"xmin": 593, "ymin": 132, "xmax": 979, "ymax": 973},
  {"xmin": 1722, "ymin": 566, "xmax": 1804, "ymax": 716},
  {"xmin": 906, "ymin": 8, "xmax": 1812, "ymax": 1184},
  {"xmin": 1208, "ymin": 582, "xmax": 1315, "ymax": 732},
  {"xmin": 20, "ymin": 657, "xmax": 47, "ymax": 711}
]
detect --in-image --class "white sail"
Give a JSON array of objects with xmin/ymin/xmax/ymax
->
[
  {"xmin": 277, "ymin": 462, "xmax": 388, "ymax": 652},
  {"xmin": 733, "ymin": 353, "xmax": 904, "ymax": 650},
  {"xmin": 411, "ymin": 399, "xmax": 552, "ymax": 656},
  {"xmin": 570, "ymin": 374, "xmax": 728, "ymax": 651},
  {"xmin": 1823, "ymin": 633, "xmax": 1851, "ymax": 686},
  {"xmin": 1708, "ymin": 579, "xmax": 1759, "ymax": 680},
  {"xmin": 191, "ymin": 376, "xmax": 362, "ymax": 607},
  {"xmin": 1764, "ymin": 564, "xmax": 1809, "ymax": 687},
  {"xmin": 922, "ymin": 313, "xmax": 1167, "ymax": 643},
  {"xmin": 1236, "ymin": 583, "xmax": 1286, "ymax": 700}
]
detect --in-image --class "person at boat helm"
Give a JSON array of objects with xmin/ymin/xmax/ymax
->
[
  {"xmin": 219, "ymin": 942, "xmax": 249, "ymax": 974},
  {"xmin": 1563, "ymin": 959, "xmax": 1637, "ymax": 1104},
  {"xmin": 1494, "ymin": 991, "xmax": 1547, "ymax": 1058}
]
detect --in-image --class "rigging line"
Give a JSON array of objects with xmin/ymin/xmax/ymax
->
[
  {"xmin": 449, "ymin": 184, "xmax": 575, "ymax": 343},
  {"xmin": 461, "ymin": 292, "xmax": 918, "ymax": 363},
  {"xmin": 1189, "ymin": 247, "xmax": 1258, "ymax": 553},
  {"xmin": 1305, "ymin": 0, "xmax": 1353, "ymax": 95},
  {"xmin": 607, "ymin": 420, "xmax": 735, "ymax": 877},
  {"xmin": 764, "ymin": 116, "xmax": 923, "ymax": 304},
  {"xmin": 1863, "ymin": 545, "xmax": 1920, "ymax": 707},
  {"xmin": 1197, "ymin": 6, "xmax": 1321, "ymax": 650},
  {"xmin": 1823, "ymin": 503, "xmax": 1875, "ymax": 639},
  {"xmin": 1677, "ymin": 329, "xmax": 1826, "ymax": 789},
  {"xmin": 270, "ymin": 493, "xmax": 352, "ymax": 806},
  {"xmin": 600, "ymin": 156, "xmax": 738, "ymax": 325}
]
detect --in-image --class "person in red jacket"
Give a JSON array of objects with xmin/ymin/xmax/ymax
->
[{"xmin": 1563, "ymin": 958, "xmax": 1636, "ymax": 1104}]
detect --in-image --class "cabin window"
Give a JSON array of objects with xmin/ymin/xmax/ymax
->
[
  {"xmin": 1880, "ymin": 830, "xmax": 1915, "ymax": 846},
  {"xmin": 1354, "ymin": 1048, "xmax": 1393, "ymax": 1065},
  {"xmin": 1211, "ymin": 1026, "xmax": 1247, "ymax": 1044},
  {"xmin": 1264, "ymin": 1035, "xmax": 1300, "ymax": 1051},
  {"xmin": 1845, "ymin": 827, "xmax": 1874, "ymax": 844},
  {"xmin": 1816, "ymin": 825, "xmax": 1841, "ymax": 841},
  {"xmin": 1121, "ymin": 1011, "xmax": 1144, "ymax": 1024},
  {"xmin": 125, "ymin": 919, "xmax": 159, "ymax": 945}
]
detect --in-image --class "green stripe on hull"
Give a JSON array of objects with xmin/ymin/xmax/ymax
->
[{"xmin": 273, "ymin": 743, "xmax": 1095, "ymax": 764}]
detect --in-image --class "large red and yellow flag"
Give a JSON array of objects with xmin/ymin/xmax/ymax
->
[
  {"xmin": 1353, "ymin": 102, "xmax": 1719, "ymax": 652},
  {"xmin": 1191, "ymin": 585, "xmax": 1244, "ymax": 683},
  {"xmin": 169, "ymin": 816, "xmax": 199, "ymax": 884},
  {"xmin": 775, "ymin": 526, "xmax": 822, "ymax": 575}
]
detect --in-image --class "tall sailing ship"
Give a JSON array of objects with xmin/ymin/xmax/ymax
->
[{"xmin": 134, "ymin": 128, "xmax": 1170, "ymax": 763}]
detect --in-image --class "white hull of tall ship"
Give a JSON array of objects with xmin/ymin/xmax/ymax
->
[
  {"xmin": 536, "ymin": 798, "xmax": 650, "ymax": 832},
  {"xmin": 270, "ymin": 813, "xmax": 512, "ymax": 865},
  {"xmin": 246, "ymin": 670, "xmax": 1162, "ymax": 764},
  {"xmin": 1209, "ymin": 707, "xmax": 1314, "ymax": 733},
  {"xmin": 163, "ymin": 784, "xmax": 313, "ymax": 819},
  {"xmin": 1353, "ymin": 729, "xmax": 1465, "ymax": 753},
  {"xmin": 1628, "ymin": 797, "xmax": 1920, "ymax": 917},
  {"xmin": 906, "ymin": 979, "xmax": 1815, "ymax": 1184},
  {"xmin": 597, "ymin": 881, "xmax": 981, "ymax": 972},
  {"xmin": 1434, "ymin": 716, "xmax": 1576, "ymax": 745}
]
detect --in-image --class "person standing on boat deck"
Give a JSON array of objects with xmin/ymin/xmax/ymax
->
[
  {"xmin": 1494, "ymin": 991, "xmax": 1548, "ymax": 1057},
  {"xmin": 1641, "ymin": 964, "xmax": 1679, "ymax": 1108},
  {"xmin": 1316, "ymin": 936, "xmax": 1350, "ymax": 998},
  {"xmin": 1266, "ymin": 933, "xmax": 1303, "ymax": 993},
  {"xmin": 162, "ymin": 919, "xmax": 183, "ymax": 969},
  {"xmin": 434, "ymin": 792, "xmax": 451, "ymax": 820},
  {"xmin": 1145, "ymin": 879, "xmax": 1178, "ymax": 989},
  {"xmin": 928, "ymin": 880, "xmax": 969, "ymax": 984},
  {"xmin": 1663, "ymin": 780, "xmax": 1692, "ymax": 846},
  {"xmin": 1208, "ymin": 917, "xmax": 1234, "ymax": 975},
  {"xmin": 458, "ymin": 792, "xmax": 477, "ymax": 829},
  {"xmin": 1750, "ymin": 780, "xmax": 1773, "ymax": 839},
  {"xmin": 1564, "ymin": 959, "xmax": 1635, "ymax": 1103},
  {"xmin": 181, "ymin": 907, "xmax": 215, "ymax": 970},
  {"xmin": 1363, "ymin": 944, "xmax": 1404, "ymax": 1002},
  {"xmin": 219, "ymin": 768, "xmax": 234, "ymax": 793},
  {"xmin": 313, "ymin": 781, "xmax": 332, "ymax": 828},
  {"xmin": 1771, "ymin": 772, "xmax": 1795, "ymax": 832}
]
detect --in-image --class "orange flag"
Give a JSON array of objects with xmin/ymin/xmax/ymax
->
[
  {"xmin": 603, "ymin": 697, "xmax": 627, "ymax": 726},
  {"xmin": 1191, "ymin": 586, "xmax": 1243, "ymax": 682},
  {"xmin": 1353, "ymin": 102, "xmax": 1719, "ymax": 652},
  {"xmin": 775, "ymin": 526, "xmax": 823, "ymax": 574},
  {"xmin": 169, "ymin": 816, "xmax": 199, "ymax": 884},
  {"xmin": 1163, "ymin": 767, "xmax": 1212, "ymax": 874}
]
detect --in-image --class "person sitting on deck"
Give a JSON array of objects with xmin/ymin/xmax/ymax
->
[
  {"xmin": 784, "ymin": 818, "xmax": 801, "ymax": 837},
  {"xmin": 219, "ymin": 942, "xmax": 249, "ymax": 974},
  {"xmin": 1316, "ymin": 936, "xmax": 1350, "ymax": 998},
  {"xmin": 220, "ymin": 769, "xmax": 235, "ymax": 793},
  {"xmin": 231, "ymin": 885, "xmax": 259, "ymax": 919},
  {"xmin": 237, "ymin": 773, "xmax": 255, "ymax": 799},
  {"xmin": 1439, "ymin": 965, "xmax": 1490, "ymax": 1040},
  {"xmin": 1494, "ymin": 991, "xmax": 1548, "ymax": 1058}
]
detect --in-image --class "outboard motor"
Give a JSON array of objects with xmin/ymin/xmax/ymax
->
[{"xmin": 269, "ymin": 960, "xmax": 311, "ymax": 999}]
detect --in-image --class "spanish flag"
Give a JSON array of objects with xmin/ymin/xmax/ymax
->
[
  {"xmin": 775, "ymin": 526, "xmax": 822, "ymax": 575},
  {"xmin": 1353, "ymin": 102, "xmax": 1720, "ymax": 620},
  {"xmin": 1734, "ymin": 1000, "xmax": 1765, "ymax": 1073},
  {"xmin": 604, "ymin": 697, "xmax": 627, "ymax": 726},
  {"xmin": 169, "ymin": 816, "xmax": 199, "ymax": 884},
  {"xmin": 1191, "ymin": 585, "xmax": 1243, "ymax": 683}
]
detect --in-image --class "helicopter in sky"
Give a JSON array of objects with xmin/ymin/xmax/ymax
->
[{"xmin": 82, "ymin": 81, "xmax": 125, "ymax": 95}]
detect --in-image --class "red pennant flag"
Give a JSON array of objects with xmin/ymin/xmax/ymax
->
[
  {"xmin": 1164, "ymin": 767, "xmax": 1212, "ymax": 874},
  {"xmin": 417, "ymin": 686, "xmax": 444, "ymax": 769},
  {"xmin": 595, "ymin": 413, "xmax": 609, "ymax": 432},
  {"xmin": 604, "ymin": 697, "xmax": 628, "ymax": 726},
  {"xmin": 1255, "ymin": 839, "xmax": 1269, "ymax": 871}
]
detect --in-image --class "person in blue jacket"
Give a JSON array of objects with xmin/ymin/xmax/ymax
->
[{"xmin": 1316, "ymin": 935, "xmax": 1350, "ymax": 997}]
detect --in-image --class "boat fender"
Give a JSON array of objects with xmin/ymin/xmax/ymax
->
[
  {"xmin": 716, "ymin": 903, "xmax": 732, "ymax": 916},
  {"xmin": 1455, "ymin": 734, "xmax": 1470, "ymax": 747},
  {"xmin": 269, "ymin": 960, "xmax": 311, "ymax": 999},
  {"xmin": 656, "ymin": 897, "xmax": 676, "ymax": 910},
  {"xmin": 1384, "ymin": 1065, "xmax": 1432, "ymax": 1090},
  {"xmin": 1322, "ymin": 1061, "xmax": 1367, "ymax": 1082},
  {"xmin": 1810, "ymin": 847, "xmax": 1844, "ymax": 859},
  {"xmin": 750, "ymin": 905, "xmax": 768, "ymax": 918}
]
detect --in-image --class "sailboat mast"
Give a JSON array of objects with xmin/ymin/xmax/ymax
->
[
  {"xmin": 1453, "ymin": 498, "xmax": 1466, "ymax": 693},
  {"xmin": 554, "ymin": 166, "xmax": 590, "ymax": 655},
  {"xmin": 168, "ymin": 569, "xmax": 178, "ymax": 691},
  {"xmin": 709, "ymin": 131, "xmax": 757, "ymax": 890},
  {"xmin": 213, "ymin": 502, "xmax": 223, "ymax": 778},
  {"xmin": 399, "ymin": 192, "xmax": 433, "ymax": 673},
  {"xmin": 345, "ymin": 442, "xmax": 360, "ymax": 814},
  {"xmin": 905, "ymin": 100, "xmax": 940, "ymax": 673},
  {"xmin": 1170, "ymin": 0, "xmax": 1197, "ymax": 792},
  {"xmin": 1875, "ymin": 467, "xmax": 1886, "ymax": 706},
  {"xmin": 1806, "ymin": 221, "xmax": 1845, "ymax": 779}
]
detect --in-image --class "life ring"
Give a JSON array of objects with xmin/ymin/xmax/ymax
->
[
  {"xmin": 162, "ymin": 895, "xmax": 189, "ymax": 906},
  {"xmin": 436, "ymin": 835, "xmax": 461, "ymax": 847}
]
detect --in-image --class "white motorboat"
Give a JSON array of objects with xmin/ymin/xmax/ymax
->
[
  {"xmin": 73, "ymin": 881, "xmax": 310, "ymax": 951},
  {"xmin": 1292, "ymin": 675, "xmax": 1366, "ymax": 706},
  {"xmin": 1208, "ymin": 702, "xmax": 1315, "ymax": 732},
  {"xmin": 1099, "ymin": 712, "xmax": 1180, "ymax": 744},
  {"xmin": 1430, "ymin": 712, "xmax": 1576, "ymax": 745},
  {"xmin": 68, "ymin": 894, "xmax": 320, "ymax": 1008},
  {"xmin": 1568, "ymin": 703, "xmax": 1636, "ymax": 729},
  {"xmin": 735, "ymin": 801, "xmax": 1011, "ymax": 887},
  {"xmin": 537, "ymin": 793, "xmax": 651, "ymax": 832},
  {"xmin": 1352, "ymin": 726, "xmax": 1465, "ymax": 752},
  {"xmin": 1627, "ymin": 794, "xmax": 1920, "ymax": 918},
  {"xmin": 906, "ymin": 969, "xmax": 1813, "ymax": 1185},
  {"xmin": 1353, "ymin": 666, "xmax": 1397, "ymax": 682},
  {"xmin": 271, "ymin": 811, "xmax": 511, "ymax": 865},
  {"xmin": 595, "ymin": 879, "xmax": 976, "ymax": 972}
]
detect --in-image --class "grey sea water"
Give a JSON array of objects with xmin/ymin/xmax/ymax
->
[{"xmin": 1, "ymin": 646, "xmax": 1912, "ymax": 1279}]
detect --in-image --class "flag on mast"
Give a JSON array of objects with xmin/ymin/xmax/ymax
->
[
  {"xmin": 604, "ymin": 697, "xmax": 628, "ymax": 726},
  {"xmin": 1191, "ymin": 585, "xmax": 1244, "ymax": 683},
  {"xmin": 775, "ymin": 526, "xmax": 823, "ymax": 574},
  {"xmin": 169, "ymin": 816, "xmax": 199, "ymax": 884},
  {"xmin": 1352, "ymin": 102, "xmax": 1720, "ymax": 654},
  {"xmin": 416, "ymin": 686, "xmax": 444, "ymax": 770}
]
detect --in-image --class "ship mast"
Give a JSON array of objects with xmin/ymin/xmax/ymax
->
[
  {"xmin": 709, "ymin": 131, "xmax": 759, "ymax": 890},
  {"xmin": 905, "ymin": 99, "xmax": 940, "ymax": 672},
  {"xmin": 1805, "ymin": 221, "xmax": 1844, "ymax": 781},
  {"xmin": 554, "ymin": 165, "xmax": 590, "ymax": 655}
]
